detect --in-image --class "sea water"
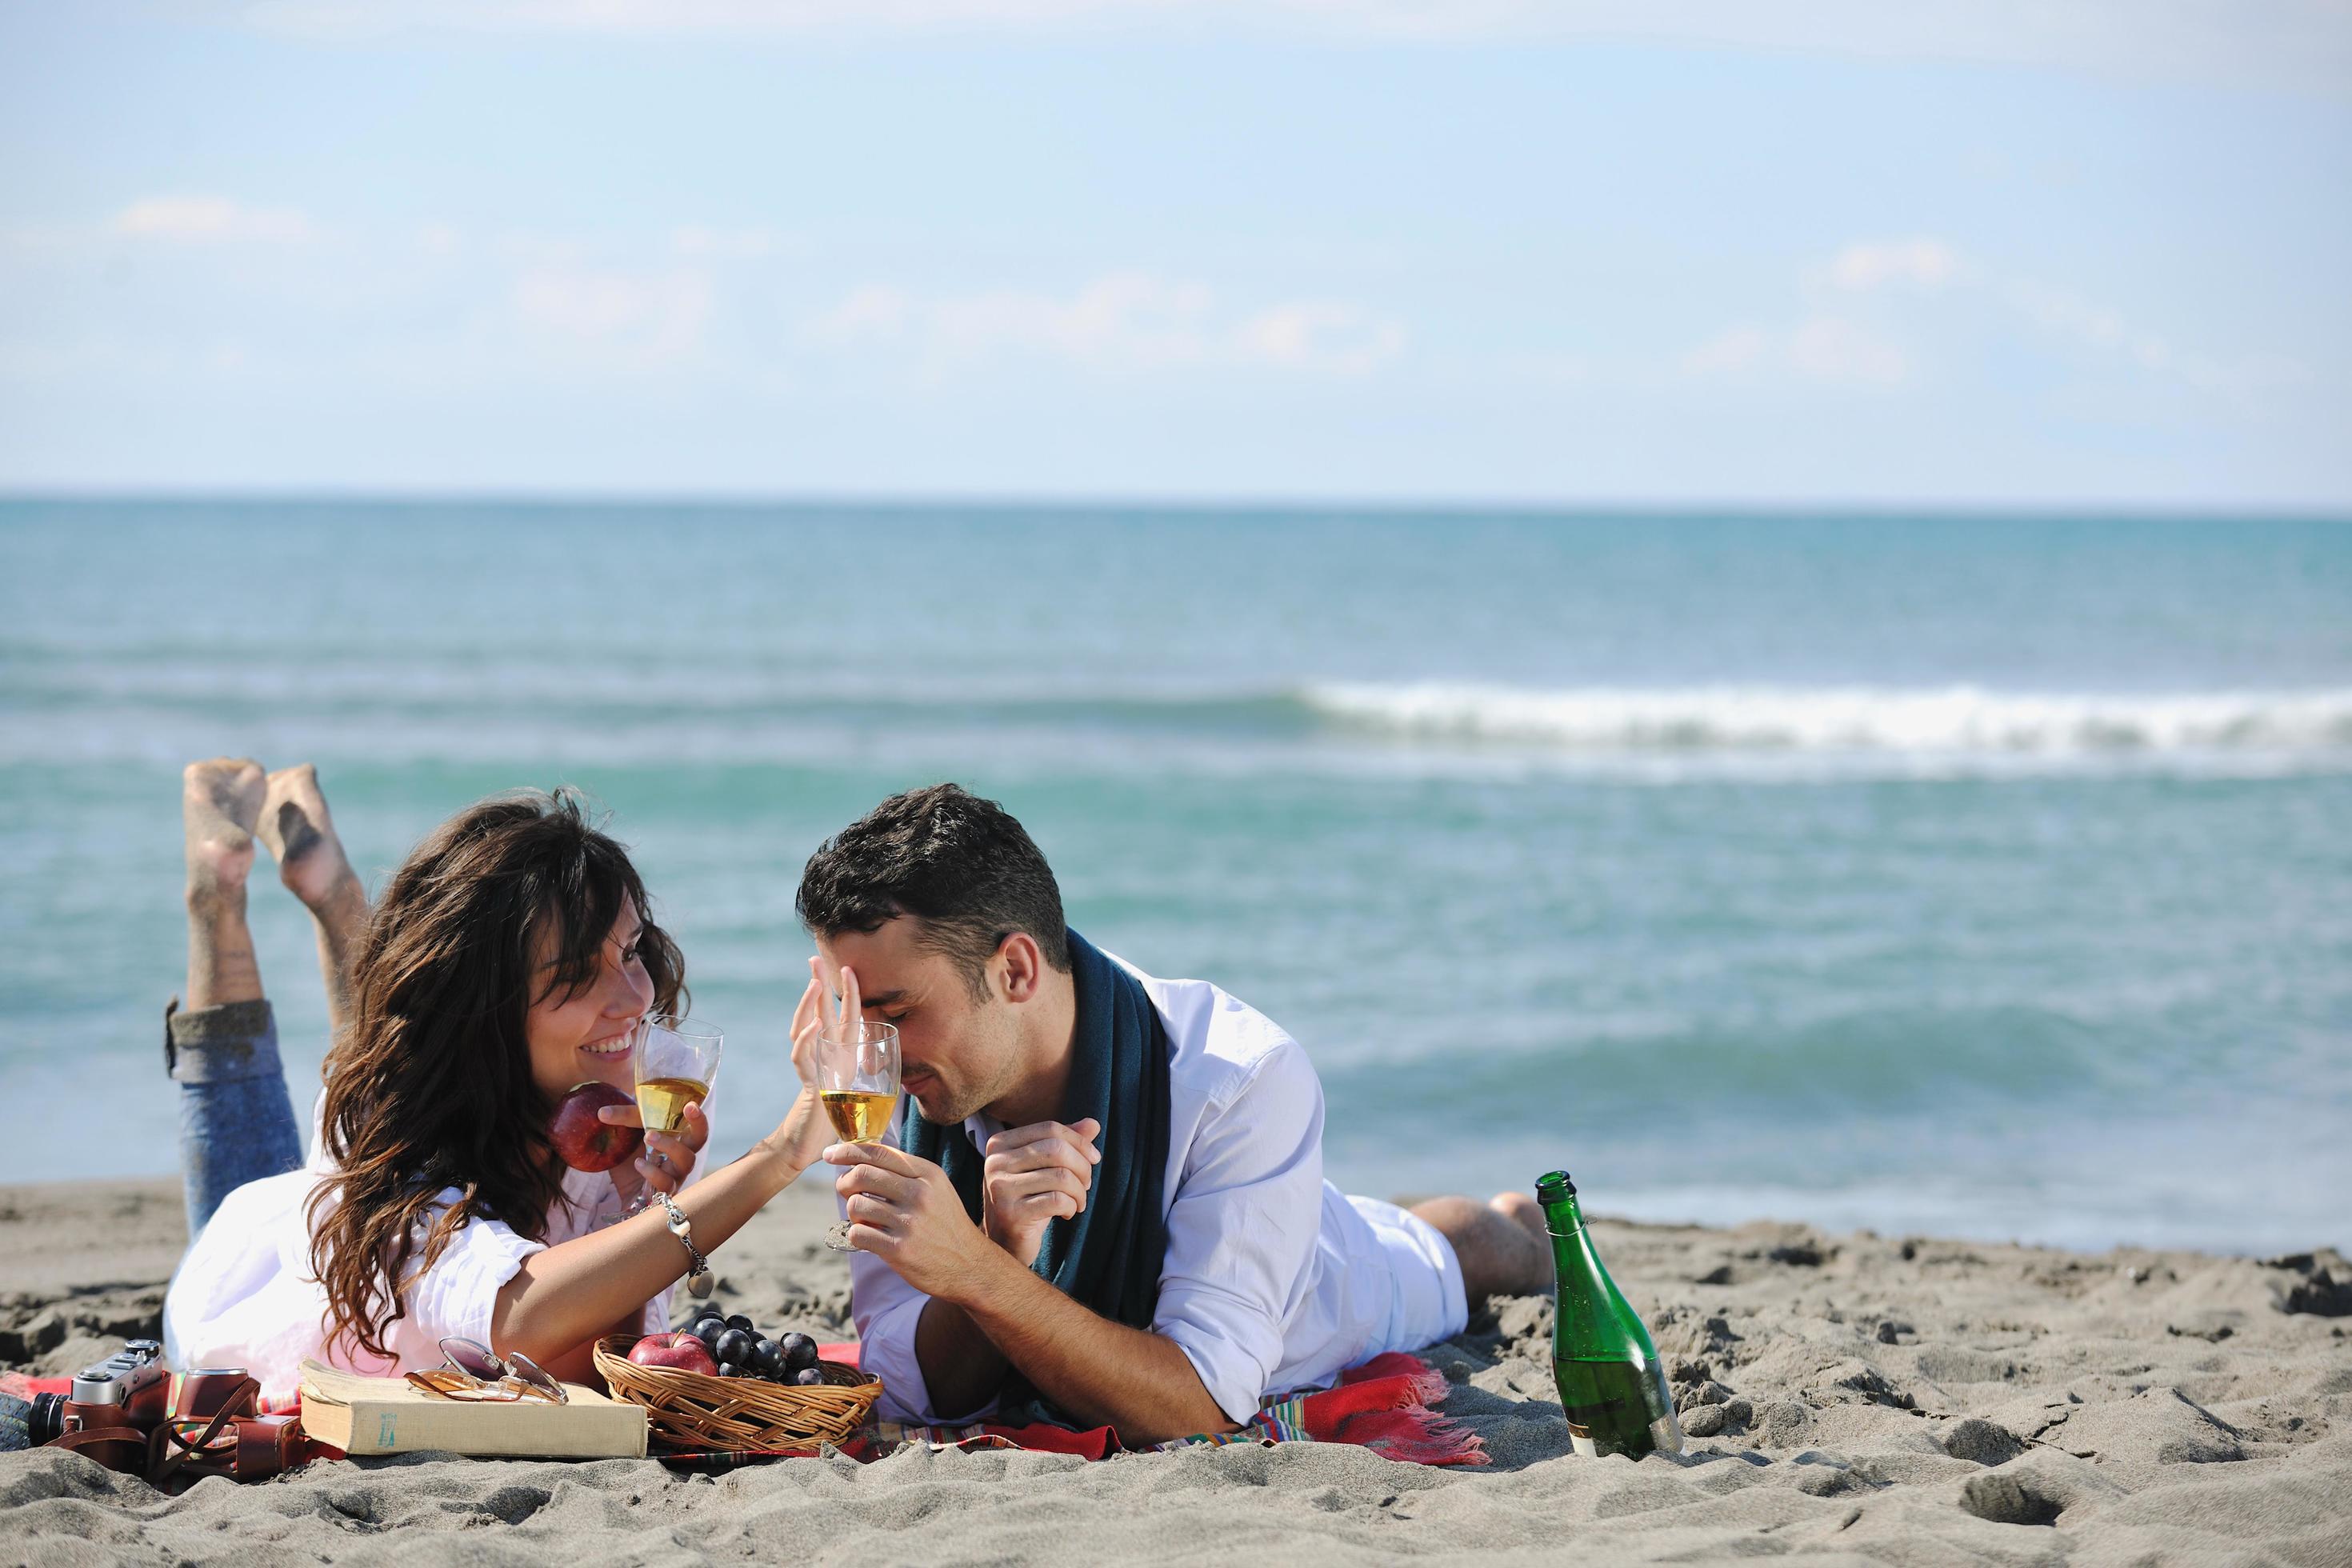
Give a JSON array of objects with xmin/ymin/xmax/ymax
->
[{"xmin": 2, "ymin": 501, "xmax": 2346, "ymax": 1254}]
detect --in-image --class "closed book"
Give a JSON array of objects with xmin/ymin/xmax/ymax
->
[{"xmin": 297, "ymin": 1359, "xmax": 647, "ymax": 1458}]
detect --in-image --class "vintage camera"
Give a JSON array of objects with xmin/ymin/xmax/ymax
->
[
  {"xmin": 12, "ymin": 1342, "xmax": 303, "ymax": 1482},
  {"xmin": 26, "ymin": 1338, "xmax": 170, "ymax": 1447}
]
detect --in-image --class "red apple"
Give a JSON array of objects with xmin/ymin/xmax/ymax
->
[
  {"xmin": 550, "ymin": 1081, "xmax": 642, "ymax": 1173},
  {"xmin": 627, "ymin": 1332, "xmax": 718, "ymax": 1377}
]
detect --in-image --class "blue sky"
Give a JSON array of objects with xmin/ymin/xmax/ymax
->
[{"xmin": 2, "ymin": 2, "xmax": 2348, "ymax": 506}]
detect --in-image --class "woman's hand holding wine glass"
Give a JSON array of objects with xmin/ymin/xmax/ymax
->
[
  {"xmin": 600, "ymin": 1015, "xmax": 723, "ymax": 1218},
  {"xmin": 756, "ymin": 958, "xmax": 863, "ymax": 1174},
  {"xmin": 785, "ymin": 956, "xmax": 904, "ymax": 1252},
  {"xmin": 598, "ymin": 1098, "xmax": 711, "ymax": 1207}
]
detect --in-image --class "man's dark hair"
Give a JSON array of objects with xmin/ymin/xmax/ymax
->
[{"xmin": 797, "ymin": 783, "xmax": 1070, "ymax": 995}]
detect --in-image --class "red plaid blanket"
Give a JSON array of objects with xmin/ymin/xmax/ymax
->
[{"xmin": 722, "ymin": 1345, "xmax": 1487, "ymax": 1470}]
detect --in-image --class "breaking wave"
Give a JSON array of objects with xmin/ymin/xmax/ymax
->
[{"xmin": 1301, "ymin": 682, "xmax": 2352, "ymax": 758}]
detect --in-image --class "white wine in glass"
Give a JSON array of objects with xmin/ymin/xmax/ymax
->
[
  {"xmin": 638, "ymin": 1074, "xmax": 711, "ymax": 1134},
  {"xmin": 819, "ymin": 1018, "xmax": 899, "ymax": 1251},
  {"xmin": 623, "ymin": 1015, "xmax": 722, "ymax": 1216},
  {"xmin": 821, "ymin": 1089, "xmax": 898, "ymax": 1143}
]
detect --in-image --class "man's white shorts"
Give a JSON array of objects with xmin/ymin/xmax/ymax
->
[{"xmin": 1348, "ymin": 1194, "xmax": 1470, "ymax": 1352}]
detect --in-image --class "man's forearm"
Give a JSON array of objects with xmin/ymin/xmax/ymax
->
[
  {"xmin": 946, "ymin": 1248, "xmax": 1237, "ymax": 1446},
  {"xmin": 911, "ymin": 1296, "xmax": 1012, "ymax": 1421}
]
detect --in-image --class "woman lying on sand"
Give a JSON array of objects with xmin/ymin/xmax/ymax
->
[{"xmin": 160, "ymin": 759, "xmax": 836, "ymax": 1398}]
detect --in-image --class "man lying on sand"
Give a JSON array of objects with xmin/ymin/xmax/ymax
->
[{"xmin": 802, "ymin": 784, "xmax": 1552, "ymax": 1445}]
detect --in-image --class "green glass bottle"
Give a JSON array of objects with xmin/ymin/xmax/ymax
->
[{"xmin": 1539, "ymin": 1170, "xmax": 1682, "ymax": 1459}]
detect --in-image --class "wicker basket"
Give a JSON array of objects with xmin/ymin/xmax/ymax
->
[{"xmin": 594, "ymin": 1334, "xmax": 883, "ymax": 1451}]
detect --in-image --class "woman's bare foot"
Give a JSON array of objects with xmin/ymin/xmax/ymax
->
[
  {"xmin": 258, "ymin": 764, "xmax": 369, "ymax": 1041},
  {"xmin": 184, "ymin": 758, "xmax": 265, "ymax": 910},
  {"xmin": 257, "ymin": 765, "xmax": 357, "ymax": 909},
  {"xmin": 182, "ymin": 758, "xmax": 266, "ymax": 1008}
]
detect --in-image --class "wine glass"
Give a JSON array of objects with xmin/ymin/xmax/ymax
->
[
  {"xmin": 818, "ymin": 1018, "xmax": 898, "ymax": 1252},
  {"xmin": 624, "ymin": 1014, "xmax": 722, "ymax": 1216}
]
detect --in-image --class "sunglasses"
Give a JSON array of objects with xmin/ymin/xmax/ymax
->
[{"xmin": 402, "ymin": 1337, "xmax": 568, "ymax": 1405}]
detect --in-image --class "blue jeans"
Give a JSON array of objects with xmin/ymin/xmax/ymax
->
[{"xmin": 166, "ymin": 998, "xmax": 305, "ymax": 1236}]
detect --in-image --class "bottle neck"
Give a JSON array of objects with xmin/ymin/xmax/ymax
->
[{"xmin": 1543, "ymin": 1189, "xmax": 1649, "ymax": 1361}]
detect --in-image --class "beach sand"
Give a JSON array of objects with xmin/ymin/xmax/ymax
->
[{"xmin": 3, "ymin": 1176, "xmax": 2346, "ymax": 1565}]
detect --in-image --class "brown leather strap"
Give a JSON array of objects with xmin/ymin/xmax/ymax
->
[
  {"xmin": 53, "ymin": 1425, "xmax": 150, "ymax": 1475},
  {"xmin": 146, "ymin": 1374, "xmax": 260, "ymax": 1487}
]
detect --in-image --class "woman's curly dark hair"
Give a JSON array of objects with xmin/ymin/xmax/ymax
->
[{"xmin": 307, "ymin": 789, "xmax": 686, "ymax": 1359}]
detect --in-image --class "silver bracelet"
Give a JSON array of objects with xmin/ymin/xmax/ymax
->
[{"xmin": 654, "ymin": 1190, "xmax": 716, "ymax": 1299}]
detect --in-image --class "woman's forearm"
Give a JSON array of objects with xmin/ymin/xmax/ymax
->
[{"xmin": 490, "ymin": 1141, "xmax": 805, "ymax": 1364}]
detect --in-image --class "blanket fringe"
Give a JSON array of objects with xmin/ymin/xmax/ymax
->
[
  {"xmin": 1302, "ymin": 1353, "xmax": 1488, "ymax": 1466},
  {"xmin": 1343, "ymin": 1406, "xmax": 1490, "ymax": 1467},
  {"xmin": 1340, "ymin": 1351, "xmax": 1451, "ymax": 1409}
]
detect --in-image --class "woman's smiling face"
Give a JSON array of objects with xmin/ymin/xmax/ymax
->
[{"xmin": 523, "ymin": 899, "xmax": 654, "ymax": 1102}]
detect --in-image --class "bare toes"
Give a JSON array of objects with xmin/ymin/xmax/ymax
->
[
  {"xmin": 258, "ymin": 763, "xmax": 354, "ymax": 904},
  {"xmin": 183, "ymin": 757, "xmax": 266, "ymax": 833},
  {"xmin": 183, "ymin": 758, "xmax": 265, "ymax": 898}
]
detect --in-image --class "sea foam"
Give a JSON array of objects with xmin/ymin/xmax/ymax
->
[{"xmin": 1302, "ymin": 682, "xmax": 2352, "ymax": 757}]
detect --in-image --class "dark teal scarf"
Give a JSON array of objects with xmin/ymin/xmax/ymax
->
[{"xmin": 899, "ymin": 929, "xmax": 1172, "ymax": 1341}]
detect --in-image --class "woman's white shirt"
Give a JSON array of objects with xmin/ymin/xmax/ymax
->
[{"xmin": 162, "ymin": 1092, "xmax": 692, "ymax": 1401}]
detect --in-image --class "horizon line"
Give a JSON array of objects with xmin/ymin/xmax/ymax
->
[{"xmin": 3, "ymin": 486, "xmax": 2349, "ymax": 524}]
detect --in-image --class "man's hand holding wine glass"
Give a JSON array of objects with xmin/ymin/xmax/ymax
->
[{"xmin": 802, "ymin": 948, "xmax": 1102, "ymax": 1271}]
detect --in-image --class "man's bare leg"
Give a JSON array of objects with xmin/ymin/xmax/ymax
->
[
  {"xmin": 256, "ymin": 764, "xmax": 366, "ymax": 1042},
  {"xmin": 183, "ymin": 758, "xmax": 267, "ymax": 1009},
  {"xmin": 1412, "ymin": 1192, "xmax": 1555, "ymax": 1305}
]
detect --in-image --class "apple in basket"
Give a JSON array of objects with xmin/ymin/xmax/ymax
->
[
  {"xmin": 550, "ymin": 1082, "xmax": 642, "ymax": 1173},
  {"xmin": 626, "ymin": 1332, "xmax": 718, "ymax": 1377}
]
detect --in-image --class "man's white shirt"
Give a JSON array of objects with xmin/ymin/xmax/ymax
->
[{"xmin": 846, "ymin": 952, "xmax": 1465, "ymax": 1427}]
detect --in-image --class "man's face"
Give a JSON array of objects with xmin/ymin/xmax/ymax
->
[{"xmin": 816, "ymin": 918, "xmax": 1018, "ymax": 1127}]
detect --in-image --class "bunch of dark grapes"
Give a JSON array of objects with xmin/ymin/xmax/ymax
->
[{"xmin": 684, "ymin": 1303, "xmax": 826, "ymax": 1386}]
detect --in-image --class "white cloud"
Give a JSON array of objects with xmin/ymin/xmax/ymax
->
[
  {"xmin": 1681, "ymin": 317, "xmax": 1907, "ymax": 386},
  {"xmin": 1681, "ymin": 324, "xmax": 1770, "ymax": 377},
  {"xmin": 1830, "ymin": 238, "xmax": 1961, "ymax": 291},
  {"xmin": 513, "ymin": 266, "xmax": 714, "ymax": 362},
  {"xmin": 1788, "ymin": 315, "xmax": 1909, "ymax": 385},
  {"xmin": 1996, "ymin": 276, "xmax": 2306, "ymax": 398},
  {"xmin": 227, "ymin": 1, "xmax": 2352, "ymax": 94},
  {"xmin": 930, "ymin": 274, "xmax": 1215, "ymax": 368},
  {"xmin": 112, "ymin": 196, "xmax": 314, "ymax": 245},
  {"xmin": 1685, "ymin": 236, "xmax": 2299, "ymax": 397},
  {"xmin": 2001, "ymin": 278, "xmax": 2167, "ymax": 364},
  {"xmin": 810, "ymin": 273, "xmax": 1403, "ymax": 375},
  {"xmin": 1236, "ymin": 301, "xmax": 1405, "ymax": 375},
  {"xmin": 811, "ymin": 283, "xmax": 915, "ymax": 342}
]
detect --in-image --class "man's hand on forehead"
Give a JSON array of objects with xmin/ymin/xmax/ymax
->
[{"xmin": 809, "ymin": 953, "xmax": 862, "ymax": 1030}]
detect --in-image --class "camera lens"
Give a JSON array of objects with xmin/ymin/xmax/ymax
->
[{"xmin": 14, "ymin": 1391, "xmax": 66, "ymax": 1448}]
